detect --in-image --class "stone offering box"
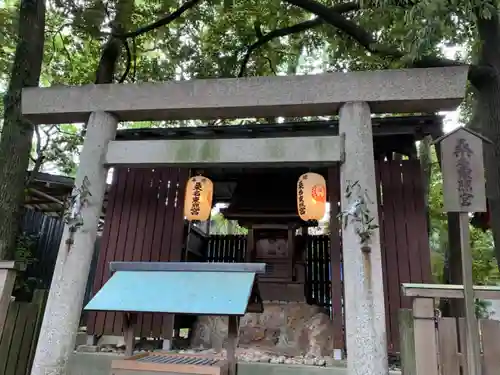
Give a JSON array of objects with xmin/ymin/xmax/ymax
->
[
  {"xmin": 84, "ymin": 262, "xmax": 265, "ymax": 375},
  {"xmin": 111, "ymin": 352, "xmax": 228, "ymax": 375}
]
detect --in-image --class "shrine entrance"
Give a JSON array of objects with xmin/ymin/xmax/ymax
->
[
  {"xmin": 21, "ymin": 66, "xmax": 469, "ymax": 375},
  {"xmin": 211, "ymin": 167, "xmax": 324, "ymax": 304}
]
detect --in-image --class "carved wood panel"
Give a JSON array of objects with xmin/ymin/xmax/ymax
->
[{"xmin": 255, "ymin": 238, "xmax": 289, "ymax": 258}]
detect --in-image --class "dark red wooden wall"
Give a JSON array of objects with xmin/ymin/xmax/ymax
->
[
  {"xmin": 87, "ymin": 167, "xmax": 189, "ymax": 338},
  {"xmin": 327, "ymin": 165, "xmax": 344, "ymax": 350},
  {"xmin": 377, "ymin": 159, "xmax": 432, "ymax": 353}
]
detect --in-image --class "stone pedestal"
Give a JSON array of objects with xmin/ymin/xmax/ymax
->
[{"xmin": 0, "ymin": 261, "xmax": 20, "ymax": 338}]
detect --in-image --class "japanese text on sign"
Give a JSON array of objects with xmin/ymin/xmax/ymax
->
[{"xmin": 454, "ymin": 138, "xmax": 474, "ymax": 208}]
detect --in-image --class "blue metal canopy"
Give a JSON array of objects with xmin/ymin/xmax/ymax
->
[{"xmin": 84, "ymin": 262, "xmax": 265, "ymax": 316}]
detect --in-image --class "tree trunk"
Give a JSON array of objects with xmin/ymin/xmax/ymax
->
[
  {"xmin": 471, "ymin": 14, "xmax": 500, "ymax": 271},
  {"xmin": 0, "ymin": 0, "xmax": 46, "ymax": 260},
  {"xmin": 94, "ymin": 0, "xmax": 134, "ymax": 83}
]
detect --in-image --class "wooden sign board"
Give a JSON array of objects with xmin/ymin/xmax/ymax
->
[{"xmin": 437, "ymin": 127, "xmax": 488, "ymax": 213}]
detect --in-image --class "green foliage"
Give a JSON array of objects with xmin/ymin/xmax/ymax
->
[
  {"xmin": 14, "ymin": 231, "xmax": 38, "ymax": 266},
  {"xmin": 40, "ymin": 124, "xmax": 84, "ymax": 176},
  {"xmin": 210, "ymin": 213, "xmax": 247, "ymax": 235},
  {"xmin": 0, "ymin": 0, "xmax": 18, "ymax": 82},
  {"xmin": 0, "ymin": 0, "xmax": 482, "ymax": 176},
  {"xmin": 13, "ymin": 232, "xmax": 40, "ymax": 299},
  {"xmin": 2, "ymin": 0, "xmax": 321, "ymax": 173},
  {"xmin": 428, "ymin": 146, "xmax": 499, "ymax": 285},
  {"xmin": 426, "ymin": 145, "xmax": 499, "ymax": 316}
]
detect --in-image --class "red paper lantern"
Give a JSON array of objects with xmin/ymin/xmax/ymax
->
[
  {"xmin": 297, "ymin": 173, "xmax": 327, "ymax": 221},
  {"xmin": 184, "ymin": 176, "xmax": 213, "ymax": 221}
]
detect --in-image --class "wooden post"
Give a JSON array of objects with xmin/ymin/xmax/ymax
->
[
  {"xmin": 123, "ymin": 313, "xmax": 137, "ymax": 357},
  {"xmin": 246, "ymin": 229, "xmax": 254, "ymax": 262},
  {"xmin": 27, "ymin": 290, "xmax": 49, "ymax": 372},
  {"xmin": 399, "ymin": 309, "xmax": 416, "ymax": 375},
  {"xmin": 30, "ymin": 112, "xmax": 118, "ymax": 375},
  {"xmin": 0, "ymin": 261, "xmax": 18, "ymax": 339},
  {"xmin": 413, "ymin": 298, "xmax": 438, "ymax": 375},
  {"xmin": 459, "ymin": 212, "xmax": 481, "ymax": 375},
  {"xmin": 434, "ymin": 127, "xmax": 491, "ymax": 375},
  {"xmin": 288, "ymin": 225, "xmax": 295, "ymax": 281},
  {"xmin": 162, "ymin": 315, "xmax": 174, "ymax": 351},
  {"xmin": 226, "ymin": 315, "xmax": 239, "ymax": 375}
]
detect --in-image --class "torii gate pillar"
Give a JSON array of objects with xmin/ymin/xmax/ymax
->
[
  {"xmin": 340, "ymin": 102, "xmax": 388, "ymax": 375},
  {"xmin": 30, "ymin": 112, "xmax": 118, "ymax": 375}
]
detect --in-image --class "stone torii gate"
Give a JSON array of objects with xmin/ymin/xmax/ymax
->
[{"xmin": 21, "ymin": 66, "xmax": 468, "ymax": 375}]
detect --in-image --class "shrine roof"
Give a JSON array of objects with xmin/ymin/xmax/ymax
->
[
  {"xmin": 115, "ymin": 115, "xmax": 443, "ymax": 142},
  {"xmin": 23, "ymin": 172, "xmax": 108, "ymax": 222}
]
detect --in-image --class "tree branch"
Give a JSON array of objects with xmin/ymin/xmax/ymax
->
[
  {"xmin": 238, "ymin": 1, "xmax": 360, "ymax": 77},
  {"xmin": 238, "ymin": 18, "xmax": 322, "ymax": 77},
  {"xmin": 26, "ymin": 125, "xmax": 57, "ymax": 186},
  {"xmin": 115, "ymin": 0, "xmax": 202, "ymax": 39},
  {"xmin": 283, "ymin": 0, "xmax": 478, "ymax": 75},
  {"xmin": 109, "ymin": 0, "xmax": 203, "ymax": 83},
  {"xmin": 118, "ymin": 39, "xmax": 132, "ymax": 83}
]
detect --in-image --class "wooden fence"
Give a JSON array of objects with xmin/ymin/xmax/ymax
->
[
  {"xmin": 400, "ymin": 284, "xmax": 500, "ymax": 375},
  {"xmin": 20, "ymin": 209, "xmax": 98, "ymax": 312},
  {"xmin": 206, "ymin": 235, "xmax": 246, "ymax": 263},
  {"xmin": 305, "ymin": 235, "xmax": 334, "ymax": 314},
  {"xmin": 400, "ymin": 310, "xmax": 500, "ymax": 375},
  {"xmin": 0, "ymin": 290, "xmax": 48, "ymax": 375},
  {"xmin": 206, "ymin": 235, "xmax": 333, "ymax": 313},
  {"xmin": 20, "ymin": 209, "xmax": 64, "ymax": 289}
]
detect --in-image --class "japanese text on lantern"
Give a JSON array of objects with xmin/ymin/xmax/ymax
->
[
  {"xmin": 454, "ymin": 138, "xmax": 474, "ymax": 208},
  {"xmin": 190, "ymin": 180, "xmax": 203, "ymax": 216},
  {"xmin": 298, "ymin": 179, "xmax": 306, "ymax": 216}
]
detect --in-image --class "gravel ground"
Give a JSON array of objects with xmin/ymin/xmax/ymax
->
[{"xmin": 97, "ymin": 345, "xmax": 400, "ymax": 370}]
